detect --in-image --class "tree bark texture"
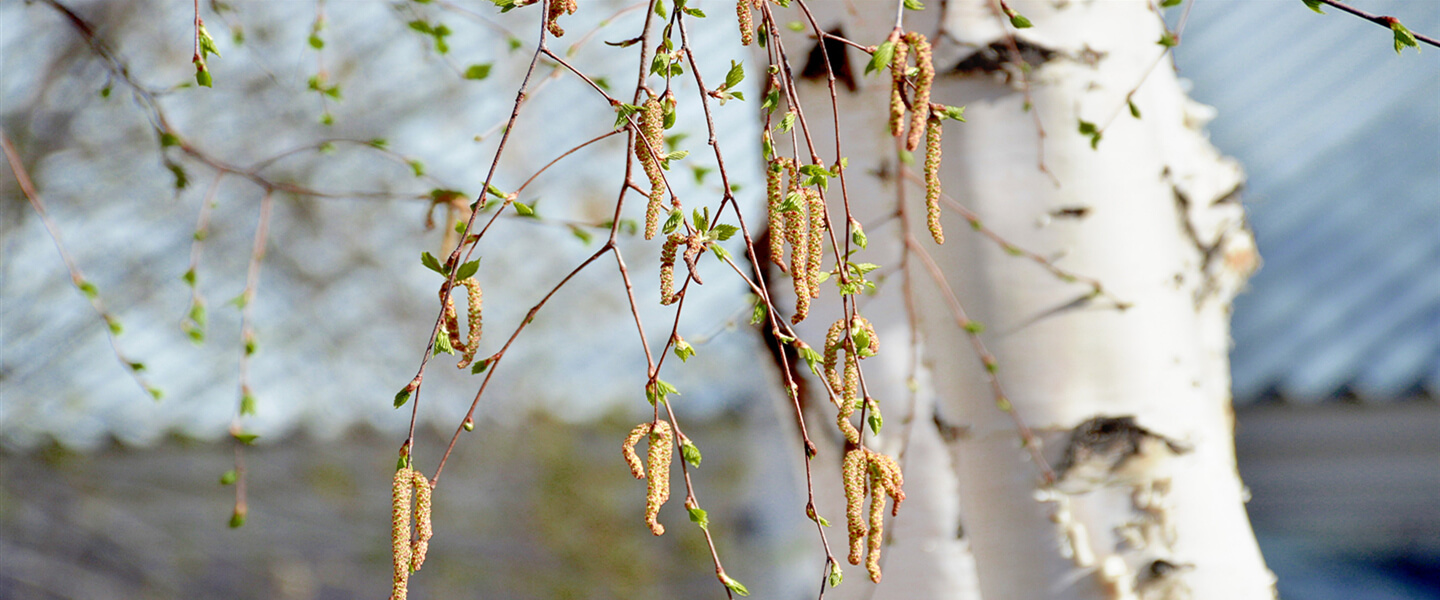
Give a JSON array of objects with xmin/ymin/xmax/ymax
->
[{"xmin": 771, "ymin": 1, "xmax": 1273, "ymax": 598}]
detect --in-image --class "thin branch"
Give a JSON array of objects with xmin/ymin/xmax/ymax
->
[
  {"xmin": 1311, "ymin": 0, "xmax": 1440, "ymax": 49},
  {"xmin": 2, "ymin": 130, "xmax": 160, "ymax": 400}
]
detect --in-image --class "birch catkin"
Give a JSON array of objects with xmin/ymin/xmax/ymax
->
[
  {"xmin": 637, "ymin": 97, "xmax": 666, "ymax": 240},
  {"xmin": 736, "ymin": 0, "xmax": 754, "ymax": 46},
  {"xmin": 866, "ymin": 474, "xmax": 886, "ymax": 582},
  {"xmin": 659, "ymin": 234, "xmax": 682, "ymax": 305},
  {"xmin": 766, "ymin": 158, "xmax": 787, "ymax": 266},
  {"xmin": 410, "ymin": 470, "xmax": 433, "ymax": 572},
  {"xmin": 904, "ymin": 32, "xmax": 934, "ymax": 152},
  {"xmin": 546, "ymin": 0, "xmax": 577, "ymax": 37},
  {"xmin": 391, "ymin": 468, "xmax": 414, "ymax": 600},
  {"xmin": 786, "ymin": 191, "xmax": 811, "ymax": 324},
  {"xmin": 842, "ymin": 447, "xmax": 868, "ymax": 565},
  {"xmin": 924, "ymin": 114, "xmax": 945, "ymax": 244},
  {"xmin": 391, "ymin": 467, "xmax": 436, "ymax": 600},
  {"xmin": 806, "ymin": 189, "xmax": 826, "ymax": 299},
  {"xmin": 644, "ymin": 420, "xmax": 673, "ymax": 535},
  {"xmin": 888, "ymin": 38, "xmax": 910, "ymax": 139}
]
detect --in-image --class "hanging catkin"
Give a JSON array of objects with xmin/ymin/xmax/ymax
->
[
  {"xmin": 637, "ymin": 97, "xmax": 666, "ymax": 240},
  {"xmin": 924, "ymin": 114, "xmax": 945, "ymax": 244},
  {"xmin": 904, "ymin": 32, "xmax": 934, "ymax": 152}
]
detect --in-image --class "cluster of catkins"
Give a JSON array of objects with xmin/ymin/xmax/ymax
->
[
  {"xmin": 888, "ymin": 31, "xmax": 946, "ymax": 245},
  {"xmin": 622, "ymin": 420, "xmax": 675, "ymax": 535},
  {"xmin": 843, "ymin": 447, "xmax": 906, "ymax": 582},
  {"xmin": 658, "ymin": 231, "xmax": 707, "ymax": 305},
  {"xmin": 765, "ymin": 157, "xmax": 828, "ymax": 323},
  {"xmin": 636, "ymin": 95, "xmax": 672, "ymax": 241},
  {"xmin": 391, "ymin": 467, "xmax": 434, "ymax": 600},
  {"xmin": 823, "ymin": 315, "xmax": 879, "ymax": 446},
  {"xmin": 823, "ymin": 314, "xmax": 907, "ymax": 581},
  {"xmin": 438, "ymin": 277, "xmax": 484, "ymax": 369}
]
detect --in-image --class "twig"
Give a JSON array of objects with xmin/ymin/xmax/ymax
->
[
  {"xmin": 1311, "ymin": 0, "xmax": 1440, "ymax": 49},
  {"xmin": 2, "ymin": 130, "xmax": 160, "ymax": 400}
]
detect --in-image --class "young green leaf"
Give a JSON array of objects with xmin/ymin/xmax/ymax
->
[
  {"xmin": 1302, "ymin": 0, "xmax": 1324, "ymax": 14},
  {"xmin": 777, "ymin": 111, "xmax": 796, "ymax": 133},
  {"xmin": 1077, "ymin": 120, "xmax": 1102, "ymax": 149},
  {"xmin": 711, "ymin": 224, "xmax": 739, "ymax": 241},
  {"xmin": 1390, "ymin": 20, "xmax": 1420, "ymax": 55},
  {"xmin": 511, "ymin": 201, "xmax": 535, "ymax": 217},
  {"xmin": 797, "ymin": 344, "xmax": 823, "ymax": 376},
  {"xmin": 434, "ymin": 326, "xmax": 455, "ymax": 355},
  {"xmin": 420, "ymin": 252, "xmax": 446, "ymax": 275},
  {"xmin": 829, "ymin": 563, "xmax": 843, "ymax": 587},
  {"xmin": 456, "ymin": 259, "xmax": 481, "ymax": 280},
  {"xmin": 724, "ymin": 60, "xmax": 745, "ymax": 90},
  {"xmin": 219, "ymin": 469, "xmax": 238, "ymax": 485},
  {"xmin": 673, "ymin": 337, "xmax": 696, "ymax": 362},
  {"xmin": 663, "ymin": 209, "xmax": 684, "ymax": 235},
  {"xmin": 688, "ymin": 506, "xmax": 709, "ymax": 529},
  {"xmin": 680, "ymin": 438, "xmax": 702, "ymax": 467},
  {"xmin": 721, "ymin": 574, "xmax": 751, "ymax": 597},
  {"xmin": 866, "ymin": 41, "xmax": 895, "ymax": 76},
  {"xmin": 464, "ymin": 63, "xmax": 493, "ymax": 80}
]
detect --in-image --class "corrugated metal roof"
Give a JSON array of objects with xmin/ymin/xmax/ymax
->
[{"xmin": 1172, "ymin": 0, "xmax": 1440, "ymax": 403}]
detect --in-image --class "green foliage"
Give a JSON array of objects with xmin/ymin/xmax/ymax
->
[
  {"xmin": 1390, "ymin": 19, "xmax": 1420, "ymax": 55},
  {"xmin": 465, "ymin": 63, "xmax": 493, "ymax": 80}
]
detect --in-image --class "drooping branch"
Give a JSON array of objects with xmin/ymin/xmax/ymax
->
[{"xmin": 1307, "ymin": 0, "xmax": 1439, "ymax": 50}]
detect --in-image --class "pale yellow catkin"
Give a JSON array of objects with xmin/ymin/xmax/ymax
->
[
  {"xmin": 842, "ymin": 448, "xmax": 868, "ymax": 566},
  {"xmin": 736, "ymin": 0, "xmax": 754, "ymax": 46},
  {"xmin": 410, "ymin": 471, "xmax": 433, "ymax": 572},
  {"xmin": 546, "ymin": 0, "xmax": 576, "ymax": 37},
  {"xmin": 645, "ymin": 420, "xmax": 674, "ymax": 535},
  {"xmin": 638, "ymin": 97, "xmax": 666, "ymax": 240},
  {"xmin": 787, "ymin": 191, "xmax": 811, "ymax": 324},
  {"xmin": 806, "ymin": 189, "xmax": 825, "ymax": 299},
  {"xmin": 822, "ymin": 318, "xmax": 846, "ymax": 395},
  {"xmin": 659, "ymin": 235, "xmax": 681, "ymax": 305},
  {"xmin": 889, "ymin": 38, "xmax": 909, "ymax": 139},
  {"xmin": 622, "ymin": 423, "xmax": 651, "ymax": 479},
  {"xmin": 456, "ymin": 278, "xmax": 484, "ymax": 369},
  {"xmin": 391, "ymin": 468, "xmax": 415, "ymax": 600},
  {"xmin": 866, "ymin": 473, "xmax": 886, "ymax": 582},
  {"xmin": 905, "ymin": 32, "xmax": 934, "ymax": 152},
  {"xmin": 872, "ymin": 452, "xmax": 907, "ymax": 515},
  {"xmin": 766, "ymin": 158, "xmax": 786, "ymax": 267},
  {"xmin": 924, "ymin": 114, "xmax": 945, "ymax": 244}
]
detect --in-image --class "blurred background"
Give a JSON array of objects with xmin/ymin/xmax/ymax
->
[{"xmin": 2, "ymin": 0, "xmax": 1436, "ymax": 598}]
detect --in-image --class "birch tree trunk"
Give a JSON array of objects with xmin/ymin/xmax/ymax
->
[{"xmin": 775, "ymin": 1, "xmax": 1274, "ymax": 598}]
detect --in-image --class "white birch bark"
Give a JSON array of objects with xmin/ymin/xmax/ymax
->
[{"xmin": 775, "ymin": 1, "xmax": 1273, "ymax": 598}]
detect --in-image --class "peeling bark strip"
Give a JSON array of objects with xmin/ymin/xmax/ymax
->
[
  {"xmin": 1055, "ymin": 416, "xmax": 1190, "ymax": 494},
  {"xmin": 950, "ymin": 40, "xmax": 1058, "ymax": 77}
]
